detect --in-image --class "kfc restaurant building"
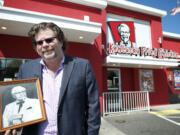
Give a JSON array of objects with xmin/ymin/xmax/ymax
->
[{"xmin": 0, "ymin": 0, "xmax": 180, "ymax": 114}]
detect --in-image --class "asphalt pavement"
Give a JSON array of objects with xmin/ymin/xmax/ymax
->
[{"xmin": 99, "ymin": 103, "xmax": 180, "ymax": 135}]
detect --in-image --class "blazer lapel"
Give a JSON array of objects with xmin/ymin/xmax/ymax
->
[
  {"xmin": 32, "ymin": 59, "xmax": 43, "ymax": 85},
  {"xmin": 58, "ymin": 55, "xmax": 74, "ymax": 107}
]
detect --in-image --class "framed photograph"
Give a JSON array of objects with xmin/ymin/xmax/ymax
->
[
  {"xmin": 139, "ymin": 69, "xmax": 154, "ymax": 92},
  {"xmin": 0, "ymin": 78, "xmax": 46, "ymax": 132}
]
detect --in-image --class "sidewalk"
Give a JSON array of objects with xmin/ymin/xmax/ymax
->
[
  {"xmin": 150, "ymin": 103, "xmax": 180, "ymax": 111},
  {"xmin": 99, "ymin": 117, "xmax": 126, "ymax": 135}
]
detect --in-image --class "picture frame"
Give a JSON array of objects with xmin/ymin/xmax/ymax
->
[
  {"xmin": 139, "ymin": 69, "xmax": 155, "ymax": 92},
  {"xmin": 0, "ymin": 78, "xmax": 46, "ymax": 132}
]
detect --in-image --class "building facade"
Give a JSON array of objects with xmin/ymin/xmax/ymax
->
[{"xmin": 0, "ymin": 0, "xmax": 180, "ymax": 113}]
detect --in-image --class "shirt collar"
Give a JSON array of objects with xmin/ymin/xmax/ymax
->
[{"xmin": 40, "ymin": 55, "xmax": 65, "ymax": 71}]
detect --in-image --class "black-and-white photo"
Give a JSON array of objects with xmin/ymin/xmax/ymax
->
[{"xmin": 0, "ymin": 78, "xmax": 46, "ymax": 131}]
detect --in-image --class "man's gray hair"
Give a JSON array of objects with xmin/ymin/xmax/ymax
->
[{"xmin": 11, "ymin": 86, "xmax": 26, "ymax": 95}]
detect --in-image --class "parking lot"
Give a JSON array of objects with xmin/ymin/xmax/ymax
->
[
  {"xmin": 151, "ymin": 109, "xmax": 180, "ymax": 126},
  {"xmin": 99, "ymin": 104, "xmax": 180, "ymax": 135}
]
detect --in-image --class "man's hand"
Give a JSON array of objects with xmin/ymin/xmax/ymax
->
[
  {"xmin": 3, "ymin": 128, "xmax": 22, "ymax": 135},
  {"xmin": 5, "ymin": 129, "xmax": 17, "ymax": 135}
]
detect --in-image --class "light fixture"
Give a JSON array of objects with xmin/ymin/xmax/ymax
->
[
  {"xmin": 0, "ymin": 0, "xmax": 4, "ymax": 6},
  {"xmin": 84, "ymin": 15, "xmax": 90, "ymax": 21},
  {"xmin": 1, "ymin": 26, "xmax": 7, "ymax": 30},
  {"xmin": 158, "ymin": 37, "xmax": 162, "ymax": 44},
  {"xmin": 168, "ymin": 74, "xmax": 172, "ymax": 81},
  {"xmin": 79, "ymin": 36, "xmax": 84, "ymax": 39}
]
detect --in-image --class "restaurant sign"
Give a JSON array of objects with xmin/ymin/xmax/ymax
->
[
  {"xmin": 108, "ymin": 43, "xmax": 178, "ymax": 59},
  {"xmin": 107, "ymin": 21, "xmax": 178, "ymax": 59}
]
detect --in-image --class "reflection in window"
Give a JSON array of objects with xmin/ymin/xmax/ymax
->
[
  {"xmin": 107, "ymin": 69, "xmax": 120, "ymax": 91},
  {"xmin": 0, "ymin": 58, "xmax": 31, "ymax": 81}
]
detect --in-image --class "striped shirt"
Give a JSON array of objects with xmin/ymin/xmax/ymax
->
[{"xmin": 38, "ymin": 57, "xmax": 64, "ymax": 135}]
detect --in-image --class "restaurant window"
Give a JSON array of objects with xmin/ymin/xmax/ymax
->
[
  {"xmin": 0, "ymin": 58, "xmax": 31, "ymax": 81},
  {"xmin": 173, "ymin": 69, "xmax": 180, "ymax": 89},
  {"xmin": 107, "ymin": 68, "xmax": 121, "ymax": 91},
  {"xmin": 139, "ymin": 69, "xmax": 154, "ymax": 92}
]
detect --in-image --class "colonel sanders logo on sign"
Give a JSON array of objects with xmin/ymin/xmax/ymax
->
[{"xmin": 108, "ymin": 21, "xmax": 136, "ymax": 48}]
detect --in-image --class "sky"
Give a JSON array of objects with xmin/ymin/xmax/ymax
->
[{"xmin": 127, "ymin": 0, "xmax": 180, "ymax": 34}]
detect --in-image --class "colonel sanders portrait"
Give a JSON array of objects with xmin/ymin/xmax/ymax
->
[{"xmin": 117, "ymin": 23, "xmax": 132, "ymax": 47}]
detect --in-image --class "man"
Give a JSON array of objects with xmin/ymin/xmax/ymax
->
[
  {"xmin": 3, "ymin": 86, "xmax": 42, "ymax": 128},
  {"xmin": 117, "ymin": 23, "xmax": 132, "ymax": 47},
  {"xmin": 5, "ymin": 22, "xmax": 101, "ymax": 135}
]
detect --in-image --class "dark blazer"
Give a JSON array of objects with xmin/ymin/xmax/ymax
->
[{"xmin": 18, "ymin": 55, "xmax": 101, "ymax": 135}]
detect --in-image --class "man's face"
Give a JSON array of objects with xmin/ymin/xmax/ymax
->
[
  {"xmin": 119, "ymin": 25, "xmax": 130, "ymax": 43},
  {"xmin": 13, "ymin": 90, "xmax": 27, "ymax": 101},
  {"xmin": 34, "ymin": 28, "xmax": 63, "ymax": 63}
]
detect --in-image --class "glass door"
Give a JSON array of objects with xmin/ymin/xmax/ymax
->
[
  {"xmin": 107, "ymin": 68, "xmax": 121, "ymax": 92},
  {"xmin": 107, "ymin": 68, "xmax": 122, "ymax": 111}
]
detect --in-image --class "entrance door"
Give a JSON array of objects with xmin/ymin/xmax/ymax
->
[
  {"xmin": 107, "ymin": 68, "xmax": 122, "ymax": 111},
  {"xmin": 107, "ymin": 68, "xmax": 121, "ymax": 92}
]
